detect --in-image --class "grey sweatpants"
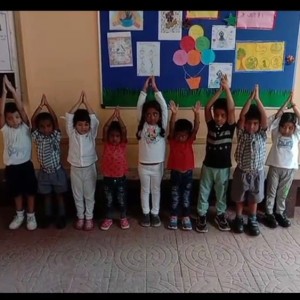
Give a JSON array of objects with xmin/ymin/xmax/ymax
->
[
  {"xmin": 265, "ymin": 166, "xmax": 295, "ymax": 215},
  {"xmin": 70, "ymin": 163, "xmax": 97, "ymax": 220}
]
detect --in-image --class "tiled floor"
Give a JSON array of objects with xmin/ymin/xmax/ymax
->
[{"xmin": 1, "ymin": 206, "xmax": 300, "ymax": 293}]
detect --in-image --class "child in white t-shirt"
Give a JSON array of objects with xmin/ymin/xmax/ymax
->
[{"xmin": 265, "ymin": 92, "xmax": 300, "ymax": 228}]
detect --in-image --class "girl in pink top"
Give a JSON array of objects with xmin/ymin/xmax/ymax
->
[{"xmin": 100, "ymin": 107, "xmax": 129, "ymax": 230}]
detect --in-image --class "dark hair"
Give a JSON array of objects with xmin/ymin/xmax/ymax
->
[
  {"xmin": 35, "ymin": 112, "xmax": 55, "ymax": 129},
  {"xmin": 4, "ymin": 102, "xmax": 18, "ymax": 115},
  {"xmin": 213, "ymin": 98, "xmax": 227, "ymax": 113},
  {"xmin": 174, "ymin": 119, "xmax": 193, "ymax": 134},
  {"xmin": 107, "ymin": 121, "xmax": 122, "ymax": 139},
  {"xmin": 136, "ymin": 100, "xmax": 165, "ymax": 139},
  {"xmin": 245, "ymin": 104, "xmax": 261, "ymax": 122},
  {"xmin": 279, "ymin": 112, "xmax": 297, "ymax": 128},
  {"xmin": 73, "ymin": 109, "xmax": 90, "ymax": 127}
]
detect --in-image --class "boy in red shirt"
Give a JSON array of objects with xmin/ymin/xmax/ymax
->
[{"xmin": 167, "ymin": 100, "xmax": 201, "ymax": 230}]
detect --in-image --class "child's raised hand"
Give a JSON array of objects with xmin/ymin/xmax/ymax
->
[
  {"xmin": 2, "ymin": 75, "xmax": 7, "ymax": 95},
  {"xmin": 192, "ymin": 101, "xmax": 201, "ymax": 114},
  {"xmin": 220, "ymin": 74, "xmax": 229, "ymax": 89},
  {"xmin": 151, "ymin": 76, "xmax": 157, "ymax": 88},
  {"xmin": 289, "ymin": 91, "xmax": 295, "ymax": 107},
  {"xmin": 40, "ymin": 94, "xmax": 47, "ymax": 106},
  {"xmin": 4, "ymin": 76, "xmax": 15, "ymax": 92},
  {"xmin": 249, "ymin": 85, "xmax": 256, "ymax": 100},
  {"xmin": 81, "ymin": 90, "xmax": 87, "ymax": 104},
  {"xmin": 114, "ymin": 106, "xmax": 120, "ymax": 118},
  {"xmin": 169, "ymin": 100, "xmax": 179, "ymax": 114},
  {"xmin": 143, "ymin": 77, "xmax": 151, "ymax": 91},
  {"xmin": 254, "ymin": 84, "xmax": 260, "ymax": 100}
]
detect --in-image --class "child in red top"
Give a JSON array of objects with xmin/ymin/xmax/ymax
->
[
  {"xmin": 167, "ymin": 100, "xmax": 201, "ymax": 230},
  {"xmin": 100, "ymin": 107, "xmax": 129, "ymax": 230}
]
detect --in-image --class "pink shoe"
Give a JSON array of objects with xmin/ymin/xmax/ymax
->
[
  {"xmin": 84, "ymin": 219, "xmax": 94, "ymax": 231},
  {"xmin": 100, "ymin": 218, "xmax": 113, "ymax": 230},
  {"xmin": 74, "ymin": 218, "xmax": 84, "ymax": 230},
  {"xmin": 120, "ymin": 218, "xmax": 130, "ymax": 229}
]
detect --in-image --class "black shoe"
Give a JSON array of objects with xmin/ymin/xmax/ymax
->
[
  {"xmin": 247, "ymin": 216, "xmax": 260, "ymax": 236},
  {"xmin": 265, "ymin": 213, "xmax": 278, "ymax": 228},
  {"xmin": 215, "ymin": 213, "xmax": 231, "ymax": 231},
  {"xmin": 275, "ymin": 213, "xmax": 291, "ymax": 228},
  {"xmin": 140, "ymin": 213, "xmax": 151, "ymax": 227},
  {"xmin": 39, "ymin": 215, "xmax": 53, "ymax": 229},
  {"xmin": 233, "ymin": 216, "xmax": 244, "ymax": 233},
  {"xmin": 55, "ymin": 216, "xmax": 66, "ymax": 229},
  {"xmin": 195, "ymin": 215, "xmax": 208, "ymax": 233},
  {"xmin": 151, "ymin": 214, "xmax": 161, "ymax": 227}
]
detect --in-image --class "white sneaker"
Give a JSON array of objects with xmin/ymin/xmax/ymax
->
[
  {"xmin": 9, "ymin": 214, "xmax": 25, "ymax": 230},
  {"xmin": 27, "ymin": 214, "xmax": 37, "ymax": 231}
]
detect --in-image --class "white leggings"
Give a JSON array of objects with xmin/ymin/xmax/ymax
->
[
  {"xmin": 70, "ymin": 163, "xmax": 97, "ymax": 220},
  {"xmin": 138, "ymin": 162, "xmax": 164, "ymax": 215}
]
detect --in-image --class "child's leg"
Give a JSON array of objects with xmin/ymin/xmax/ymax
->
[
  {"xmin": 181, "ymin": 170, "xmax": 193, "ymax": 217},
  {"xmin": 44, "ymin": 194, "xmax": 53, "ymax": 216},
  {"xmin": 197, "ymin": 165, "xmax": 214, "ymax": 216},
  {"xmin": 231, "ymin": 168, "xmax": 247, "ymax": 233},
  {"xmin": 82, "ymin": 164, "xmax": 97, "ymax": 220},
  {"xmin": 273, "ymin": 168, "xmax": 294, "ymax": 228},
  {"xmin": 138, "ymin": 164, "xmax": 151, "ymax": 215},
  {"xmin": 265, "ymin": 167, "xmax": 279, "ymax": 215},
  {"xmin": 170, "ymin": 170, "xmax": 182, "ymax": 217},
  {"xmin": 247, "ymin": 169, "xmax": 265, "ymax": 236},
  {"xmin": 248, "ymin": 201, "xmax": 257, "ymax": 215},
  {"xmin": 116, "ymin": 177, "xmax": 127, "ymax": 219},
  {"xmin": 70, "ymin": 166, "xmax": 85, "ymax": 220},
  {"xmin": 181, "ymin": 170, "xmax": 193, "ymax": 231},
  {"xmin": 103, "ymin": 177, "xmax": 115, "ymax": 219},
  {"xmin": 236, "ymin": 202, "xmax": 244, "ymax": 216},
  {"xmin": 15, "ymin": 195, "xmax": 24, "ymax": 211},
  {"xmin": 149, "ymin": 163, "xmax": 164, "ymax": 216},
  {"xmin": 116, "ymin": 177, "xmax": 129, "ymax": 230},
  {"xmin": 26, "ymin": 194, "xmax": 37, "ymax": 230},
  {"xmin": 56, "ymin": 193, "xmax": 66, "ymax": 217},
  {"xmin": 214, "ymin": 168, "xmax": 230, "ymax": 215},
  {"xmin": 275, "ymin": 168, "xmax": 294, "ymax": 215}
]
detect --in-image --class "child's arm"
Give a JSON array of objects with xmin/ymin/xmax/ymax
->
[
  {"xmin": 204, "ymin": 87, "xmax": 223, "ymax": 123},
  {"xmin": 81, "ymin": 91, "xmax": 95, "ymax": 114},
  {"xmin": 68, "ymin": 91, "xmax": 83, "ymax": 114},
  {"xmin": 4, "ymin": 76, "xmax": 29, "ymax": 126},
  {"xmin": 31, "ymin": 95, "xmax": 45, "ymax": 131},
  {"xmin": 275, "ymin": 93, "xmax": 291, "ymax": 119},
  {"xmin": 254, "ymin": 84, "xmax": 268, "ymax": 130},
  {"xmin": 152, "ymin": 76, "xmax": 168, "ymax": 129},
  {"xmin": 191, "ymin": 101, "xmax": 201, "ymax": 138},
  {"xmin": 238, "ymin": 87, "xmax": 255, "ymax": 129},
  {"xmin": 290, "ymin": 91, "xmax": 300, "ymax": 122},
  {"xmin": 115, "ymin": 107, "xmax": 127, "ymax": 142},
  {"xmin": 0, "ymin": 75, "xmax": 7, "ymax": 128},
  {"xmin": 168, "ymin": 100, "xmax": 178, "ymax": 139},
  {"xmin": 221, "ymin": 75, "xmax": 235, "ymax": 125},
  {"xmin": 44, "ymin": 94, "xmax": 59, "ymax": 130},
  {"xmin": 137, "ymin": 77, "xmax": 151, "ymax": 121},
  {"xmin": 102, "ymin": 109, "xmax": 117, "ymax": 142}
]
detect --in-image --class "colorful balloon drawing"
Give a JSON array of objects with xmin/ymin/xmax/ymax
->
[{"xmin": 172, "ymin": 25, "xmax": 215, "ymax": 89}]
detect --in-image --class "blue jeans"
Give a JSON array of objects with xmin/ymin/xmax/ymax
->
[
  {"xmin": 170, "ymin": 170, "xmax": 193, "ymax": 217},
  {"xmin": 103, "ymin": 176, "xmax": 127, "ymax": 219}
]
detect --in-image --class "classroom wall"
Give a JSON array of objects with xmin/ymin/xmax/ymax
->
[{"xmin": 0, "ymin": 11, "xmax": 299, "ymax": 170}]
